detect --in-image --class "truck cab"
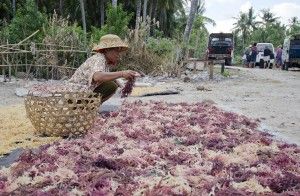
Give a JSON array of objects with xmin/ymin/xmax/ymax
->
[
  {"xmin": 282, "ymin": 34, "xmax": 300, "ymax": 70},
  {"xmin": 207, "ymin": 33, "xmax": 234, "ymax": 65}
]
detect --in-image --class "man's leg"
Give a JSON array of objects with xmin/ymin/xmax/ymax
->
[{"xmin": 94, "ymin": 81, "xmax": 118, "ymax": 103}]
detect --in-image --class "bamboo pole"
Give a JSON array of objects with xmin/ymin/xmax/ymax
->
[
  {"xmin": 1, "ymin": 53, "xmax": 5, "ymax": 82},
  {"xmin": 7, "ymin": 40, "xmax": 11, "ymax": 81},
  {"xmin": 3, "ymin": 30, "xmax": 40, "ymax": 52}
]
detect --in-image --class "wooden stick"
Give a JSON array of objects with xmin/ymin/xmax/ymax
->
[
  {"xmin": 209, "ymin": 62, "xmax": 214, "ymax": 80},
  {"xmin": 7, "ymin": 40, "xmax": 11, "ymax": 81}
]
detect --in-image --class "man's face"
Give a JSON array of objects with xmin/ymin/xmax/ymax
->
[{"xmin": 104, "ymin": 48, "xmax": 122, "ymax": 66}]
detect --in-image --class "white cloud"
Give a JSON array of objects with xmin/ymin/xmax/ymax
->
[
  {"xmin": 207, "ymin": 18, "xmax": 235, "ymax": 33},
  {"xmin": 206, "ymin": 0, "xmax": 241, "ymax": 8},
  {"xmin": 240, "ymin": 1, "xmax": 252, "ymax": 13},
  {"xmin": 271, "ymin": 3, "xmax": 300, "ymax": 24}
]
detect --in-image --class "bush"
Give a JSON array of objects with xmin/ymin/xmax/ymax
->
[
  {"xmin": 1, "ymin": 0, "xmax": 46, "ymax": 43},
  {"xmin": 146, "ymin": 37, "xmax": 175, "ymax": 57},
  {"xmin": 34, "ymin": 12, "xmax": 87, "ymax": 79},
  {"xmin": 118, "ymin": 17, "xmax": 179, "ymax": 76},
  {"xmin": 90, "ymin": 4, "xmax": 133, "ymax": 43}
]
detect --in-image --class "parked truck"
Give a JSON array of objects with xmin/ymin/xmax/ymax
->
[
  {"xmin": 207, "ymin": 33, "xmax": 234, "ymax": 66},
  {"xmin": 282, "ymin": 34, "xmax": 300, "ymax": 70}
]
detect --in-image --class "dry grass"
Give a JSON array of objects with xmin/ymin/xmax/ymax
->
[{"xmin": 0, "ymin": 104, "xmax": 60, "ymax": 156}]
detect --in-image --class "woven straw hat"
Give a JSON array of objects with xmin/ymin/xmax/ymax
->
[{"xmin": 92, "ymin": 34, "xmax": 128, "ymax": 52}]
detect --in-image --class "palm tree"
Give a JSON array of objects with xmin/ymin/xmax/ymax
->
[
  {"xmin": 260, "ymin": 9, "xmax": 279, "ymax": 25},
  {"xmin": 289, "ymin": 17, "xmax": 299, "ymax": 27},
  {"xmin": 156, "ymin": 0, "xmax": 185, "ymax": 36},
  {"xmin": 233, "ymin": 12, "xmax": 249, "ymax": 47},
  {"xmin": 183, "ymin": 0, "xmax": 198, "ymax": 57},
  {"xmin": 246, "ymin": 7, "xmax": 259, "ymax": 31},
  {"xmin": 195, "ymin": 0, "xmax": 216, "ymax": 33},
  {"xmin": 288, "ymin": 17, "xmax": 300, "ymax": 35},
  {"xmin": 192, "ymin": 1, "xmax": 215, "ymax": 57}
]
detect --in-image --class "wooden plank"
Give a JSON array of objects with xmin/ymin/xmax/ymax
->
[
  {"xmin": 209, "ymin": 62, "xmax": 214, "ymax": 80},
  {"xmin": 193, "ymin": 61, "xmax": 197, "ymax": 73}
]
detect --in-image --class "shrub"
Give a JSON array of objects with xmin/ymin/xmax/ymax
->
[
  {"xmin": 90, "ymin": 4, "xmax": 133, "ymax": 43},
  {"xmin": 146, "ymin": 37, "xmax": 175, "ymax": 57},
  {"xmin": 118, "ymin": 16, "xmax": 180, "ymax": 76},
  {"xmin": 1, "ymin": 0, "xmax": 46, "ymax": 43},
  {"xmin": 34, "ymin": 12, "xmax": 87, "ymax": 79}
]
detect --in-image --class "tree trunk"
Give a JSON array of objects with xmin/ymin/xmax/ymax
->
[
  {"xmin": 152, "ymin": 0, "xmax": 157, "ymax": 21},
  {"xmin": 59, "ymin": 0, "xmax": 64, "ymax": 16},
  {"xmin": 12, "ymin": 0, "xmax": 16, "ymax": 16},
  {"xmin": 143, "ymin": 0, "xmax": 148, "ymax": 21},
  {"xmin": 79, "ymin": 0, "xmax": 87, "ymax": 45},
  {"xmin": 150, "ymin": 0, "xmax": 157, "ymax": 36},
  {"xmin": 135, "ymin": 0, "xmax": 142, "ymax": 43},
  {"xmin": 148, "ymin": 0, "xmax": 153, "ymax": 19},
  {"xmin": 177, "ymin": 0, "xmax": 198, "ymax": 74},
  {"xmin": 112, "ymin": 0, "xmax": 117, "ymax": 7},
  {"xmin": 100, "ymin": 0, "xmax": 105, "ymax": 27},
  {"xmin": 183, "ymin": 0, "xmax": 198, "ymax": 45}
]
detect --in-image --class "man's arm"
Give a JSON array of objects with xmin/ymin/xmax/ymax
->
[{"xmin": 93, "ymin": 70, "xmax": 139, "ymax": 84}]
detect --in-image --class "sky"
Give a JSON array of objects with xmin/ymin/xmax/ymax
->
[{"xmin": 201, "ymin": 0, "xmax": 300, "ymax": 33}]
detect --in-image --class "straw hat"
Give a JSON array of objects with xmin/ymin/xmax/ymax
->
[{"xmin": 92, "ymin": 34, "xmax": 128, "ymax": 52}]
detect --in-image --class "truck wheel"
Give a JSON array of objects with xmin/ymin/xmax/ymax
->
[
  {"xmin": 259, "ymin": 60, "xmax": 264, "ymax": 69},
  {"xmin": 269, "ymin": 63, "xmax": 273, "ymax": 69},
  {"xmin": 225, "ymin": 58, "xmax": 232, "ymax": 66}
]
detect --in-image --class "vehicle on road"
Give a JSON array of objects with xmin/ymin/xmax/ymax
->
[
  {"xmin": 207, "ymin": 33, "xmax": 234, "ymax": 66},
  {"xmin": 282, "ymin": 34, "xmax": 300, "ymax": 70},
  {"xmin": 255, "ymin": 43, "xmax": 275, "ymax": 68}
]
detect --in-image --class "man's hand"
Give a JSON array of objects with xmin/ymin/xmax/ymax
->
[
  {"xmin": 121, "ymin": 70, "xmax": 141, "ymax": 80},
  {"xmin": 93, "ymin": 70, "xmax": 141, "ymax": 84}
]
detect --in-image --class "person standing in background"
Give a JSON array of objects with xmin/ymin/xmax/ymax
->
[
  {"xmin": 275, "ymin": 45, "xmax": 283, "ymax": 69},
  {"xmin": 243, "ymin": 45, "xmax": 252, "ymax": 67},
  {"xmin": 249, "ymin": 43, "xmax": 258, "ymax": 68}
]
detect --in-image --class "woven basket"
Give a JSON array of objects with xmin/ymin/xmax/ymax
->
[{"xmin": 24, "ymin": 91, "xmax": 101, "ymax": 137}]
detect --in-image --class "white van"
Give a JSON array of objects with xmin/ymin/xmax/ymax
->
[{"xmin": 256, "ymin": 43, "xmax": 275, "ymax": 68}]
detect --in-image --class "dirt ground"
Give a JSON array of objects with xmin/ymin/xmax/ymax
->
[{"xmin": 0, "ymin": 67, "xmax": 299, "ymax": 145}]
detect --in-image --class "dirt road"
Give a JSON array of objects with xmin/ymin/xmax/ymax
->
[{"xmin": 1, "ymin": 67, "xmax": 299, "ymax": 144}]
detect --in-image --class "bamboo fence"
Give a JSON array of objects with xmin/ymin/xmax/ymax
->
[{"xmin": 0, "ymin": 41, "xmax": 90, "ymax": 81}]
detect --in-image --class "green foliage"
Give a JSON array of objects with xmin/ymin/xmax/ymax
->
[
  {"xmin": 249, "ymin": 23, "xmax": 286, "ymax": 47},
  {"xmin": 221, "ymin": 70, "xmax": 231, "ymax": 77},
  {"xmin": 0, "ymin": 0, "xmax": 12, "ymax": 24},
  {"xmin": 91, "ymin": 3, "xmax": 133, "ymax": 43},
  {"xmin": 37, "ymin": 12, "xmax": 87, "ymax": 71},
  {"xmin": 232, "ymin": 7, "xmax": 300, "ymax": 63},
  {"xmin": 146, "ymin": 37, "xmax": 175, "ymax": 56},
  {"xmin": 288, "ymin": 17, "xmax": 300, "ymax": 36},
  {"xmin": 234, "ymin": 55, "xmax": 243, "ymax": 66},
  {"xmin": 43, "ymin": 13, "xmax": 85, "ymax": 47},
  {"xmin": 1, "ymin": 0, "xmax": 47, "ymax": 43}
]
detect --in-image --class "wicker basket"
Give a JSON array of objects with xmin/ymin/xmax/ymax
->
[{"xmin": 24, "ymin": 91, "xmax": 101, "ymax": 137}]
